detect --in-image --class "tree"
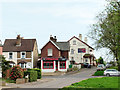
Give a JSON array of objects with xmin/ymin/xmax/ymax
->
[
  {"xmin": 0, "ymin": 55, "xmax": 11, "ymax": 77},
  {"xmin": 97, "ymin": 57, "xmax": 104, "ymax": 64},
  {"xmin": 88, "ymin": 1, "xmax": 120, "ymax": 70}
]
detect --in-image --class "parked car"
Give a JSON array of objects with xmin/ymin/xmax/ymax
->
[
  {"xmin": 83, "ymin": 63, "xmax": 91, "ymax": 68},
  {"xmin": 104, "ymin": 69, "xmax": 120, "ymax": 76},
  {"xmin": 97, "ymin": 64, "xmax": 106, "ymax": 70},
  {"xmin": 106, "ymin": 64, "xmax": 112, "ymax": 68}
]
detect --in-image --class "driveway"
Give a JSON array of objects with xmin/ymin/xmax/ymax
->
[{"xmin": 5, "ymin": 66, "xmax": 97, "ymax": 88}]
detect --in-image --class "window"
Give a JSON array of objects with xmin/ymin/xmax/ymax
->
[
  {"xmin": 73, "ymin": 40, "xmax": 76, "ymax": 45},
  {"xmin": 90, "ymin": 50, "xmax": 92, "ymax": 52},
  {"xmin": 85, "ymin": 58, "xmax": 88, "ymax": 62},
  {"xmin": 48, "ymin": 49, "xmax": 53, "ymax": 56},
  {"xmin": 71, "ymin": 49, "xmax": 74, "ymax": 54},
  {"xmin": 9, "ymin": 52, "xmax": 13, "ymax": 59},
  {"xmin": 78, "ymin": 48, "xmax": 86, "ymax": 53},
  {"xmin": 60, "ymin": 61, "xmax": 66, "ymax": 69},
  {"xmin": 19, "ymin": 63, "xmax": 26, "ymax": 69},
  {"xmin": 21, "ymin": 52, "xmax": 26, "ymax": 59},
  {"xmin": 43, "ymin": 61, "xmax": 54, "ymax": 69}
]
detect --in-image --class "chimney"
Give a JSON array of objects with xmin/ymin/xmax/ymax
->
[
  {"xmin": 84, "ymin": 37, "xmax": 88, "ymax": 43},
  {"xmin": 54, "ymin": 36, "xmax": 57, "ymax": 42},
  {"xmin": 79, "ymin": 34, "xmax": 82, "ymax": 40},
  {"xmin": 50, "ymin": 35, "xmax": 57, "ymax": 42},
  {"xmin": 16, "ymin": 35, "xmax": 21, "ymax": 46}
]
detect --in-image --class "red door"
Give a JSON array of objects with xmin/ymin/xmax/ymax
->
[{"xmin": 56, "ymin": 61, "xmax": 58, "ymax": 71}]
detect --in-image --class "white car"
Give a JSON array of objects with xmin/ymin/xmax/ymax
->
[
  {"xmin": 104, "ymin": 69, "xmax": 120, "ymax": 76},
  {"xmin": 97, "ymin": 64, "xmax": 106, "ymax": 70}
]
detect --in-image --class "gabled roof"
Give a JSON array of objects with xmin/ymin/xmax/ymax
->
[
  {"xmin": 68, "ymin": 36, "xmax": 94, "ymax": 50},
  {"xmin": 41, "ymin": 40, "xmax": 70, "ymax": 51},
  {"xmin": 55, "ymin": 42, "xmax": 70, "ymax": 51},
  {"xmin": 3, "ymin": 39, "xmax": 36, "ymax": 52}
]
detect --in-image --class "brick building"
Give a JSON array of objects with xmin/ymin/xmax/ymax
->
[{"xmin": 41, "ymin": 35, "xmax": 70, "ymax": 72}]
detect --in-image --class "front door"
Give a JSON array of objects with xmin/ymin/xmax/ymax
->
[{"xmin": 56, "ymin": 61, "xmax": 58, "ymax": 71}]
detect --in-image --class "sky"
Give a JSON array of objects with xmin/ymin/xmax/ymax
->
[{"xmin": 0, "ymin": 0, "xmax": 113, "ymax": 61}]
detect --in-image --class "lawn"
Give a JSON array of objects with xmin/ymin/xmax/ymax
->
[
  {"xmin": 64, "ymin": 77, "xmax": 120, "ymax": 88},
  {"xmin": 108, "ymin": 66, "xmax": 118, "ymax": 70}
]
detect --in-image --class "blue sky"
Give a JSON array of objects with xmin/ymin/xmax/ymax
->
[{"xmin": 0, "ymin": 0, "xmax": 112, "ymax": 61}]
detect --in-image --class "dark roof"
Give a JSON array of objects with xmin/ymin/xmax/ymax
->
[
  {"xmin": 3, "ymin": 39, "xmax": 36, "ymax": 52},
  {"xmin": 55, "ymin": 42, "xmax": 70, "ymax": 51},
  {"xmin": 68, "ymin": 36, "xmax": 94, "ymax": 50},
  {"xmin": 83, "ymin": 54, "xmax": 95, "ymax": 58}
]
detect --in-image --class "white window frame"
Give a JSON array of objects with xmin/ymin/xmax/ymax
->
[
  {"xmin": 21, "ymin": 52, "xmax": 26, "ymax": 59},
  {"xmin": 9, "ymin": 52, "xmax": 13, "ymax": 59},
  {"xmin": 73, "ymin": 40, "xmax": 76, "ymax": 45},
  {"xmin": 48, "ymin": 49, "xmax": 53, "ymax": 56}
]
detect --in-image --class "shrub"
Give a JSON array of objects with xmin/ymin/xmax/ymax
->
[
  {"xmin": 25, "ymin": 68, "xmax": 41, "ymax": 79},
  {"xmin": 28, "ymin": 71, "xmax": 37, "ymax": 82},
  {"xmin": 32, "ymin": 68, "xmax": 42, "ymax": 79},
  {"xmin": 93, "ymin": 71, "xmax": 104, "ymax": 76},
  {"xmin": 10, "ymin": 65, "xmax": 23, "ymax": 81}
]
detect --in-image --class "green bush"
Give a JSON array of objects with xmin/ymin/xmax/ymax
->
[
  {"xmin": 28, "ymin": 70, "xmax": 37, "ymax": 82},
  {"xmin": 33, "ymin": 68, "xmax": 42, "ymax": 79},
  {"xmin": 93, "ymin": 71, "xmax": 104, "ymax": 76},
  {"xmin": 25, "ymin": 68, "xmax": 41, "ymax": 79}
]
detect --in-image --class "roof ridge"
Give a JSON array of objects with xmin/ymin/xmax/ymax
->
[{"xmin": 68, "ymin": 36, "xmax": 94, "ymax": 50}]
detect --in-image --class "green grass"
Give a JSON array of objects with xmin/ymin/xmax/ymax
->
[
  {"xmin": 108, "ymin": 66, "xmax": 118, "ymax": 70},
  {"xmin": 65, "ymin": 77, "xmax": 120, "ymax": 88},
  {"xmin": 93, "ymin": 71, "xmax": 104, "ymax": 76}
]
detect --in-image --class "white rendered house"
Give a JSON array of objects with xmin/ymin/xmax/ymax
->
[{"xmin": 68, "ymin": 34, "xmax": 96, "ymax": 66}]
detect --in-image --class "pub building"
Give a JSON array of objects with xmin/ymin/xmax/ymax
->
[{"xmin": 41, "ymin": 35, "xmax": 70, "ymax": 72}]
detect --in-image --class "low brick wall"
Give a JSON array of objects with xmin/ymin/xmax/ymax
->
[{"xmin": 16, "ymin": 78, "xmax": 25, "ymax": 84}]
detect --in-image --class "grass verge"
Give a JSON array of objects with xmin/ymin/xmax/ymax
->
[{"xmin": 63, "ymin": 77, "xmax": 120, "ymax": 89}]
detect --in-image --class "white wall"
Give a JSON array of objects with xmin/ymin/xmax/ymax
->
[
  {"xmin": 3, "ymin": 52, "xmax": 17, "ymax": 64},
  {"xmin": 69, "ymin": 37, "xmax": 94, "ymax": 64}
]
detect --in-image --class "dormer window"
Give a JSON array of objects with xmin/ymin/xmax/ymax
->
[
  {"xmin": 73, "ymin": 40, "xmax": 76, "ymax": 45},
  {"xmin": 21, "ymin": 52, "xmax": 26, "ymax": 59}
]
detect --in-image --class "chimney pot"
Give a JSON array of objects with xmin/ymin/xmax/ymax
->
[
  {"xmin": 84, "ymin": 37, "xmax": 88, "ymax": 43},
  {"xmin": 79, "ymin": 34, "xmax": 82, "ymax": 40}
]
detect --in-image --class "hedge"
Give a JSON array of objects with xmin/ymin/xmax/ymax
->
[
  {"xmin": 29, "ymin": 71, "xmax": 37, "ymax": 82},
  {"xmin": 93, "ymin": 71, "xmax": 104, "ymax": 76},
  {"xmin": 24, "ymin": 68, "xmax": 41, "ymax": 79},
  {"xmin": 32, "ymin": 68, "xmax": 42, "ymax": 79}
]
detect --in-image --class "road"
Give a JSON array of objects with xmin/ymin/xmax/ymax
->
[{"xmin": 4, "ymin": 66, "xmax": 97, "ymax": 88}]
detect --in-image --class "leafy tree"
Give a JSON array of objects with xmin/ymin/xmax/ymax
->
[
  {"xmin": 0, "ymin": 55, "xmax": 11, "ymax": 77},
  {"xmin": 88, "ymin": 1, "xmax": 120, "ymax": 70},
  {"xmin": 97, "ymin": 57, "xmax": 104, "ymax": 64}
]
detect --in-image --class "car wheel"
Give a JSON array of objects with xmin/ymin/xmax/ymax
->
[{"xmin": 106, "ymin": 73, "xmax": 110, "ymax": 77}]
